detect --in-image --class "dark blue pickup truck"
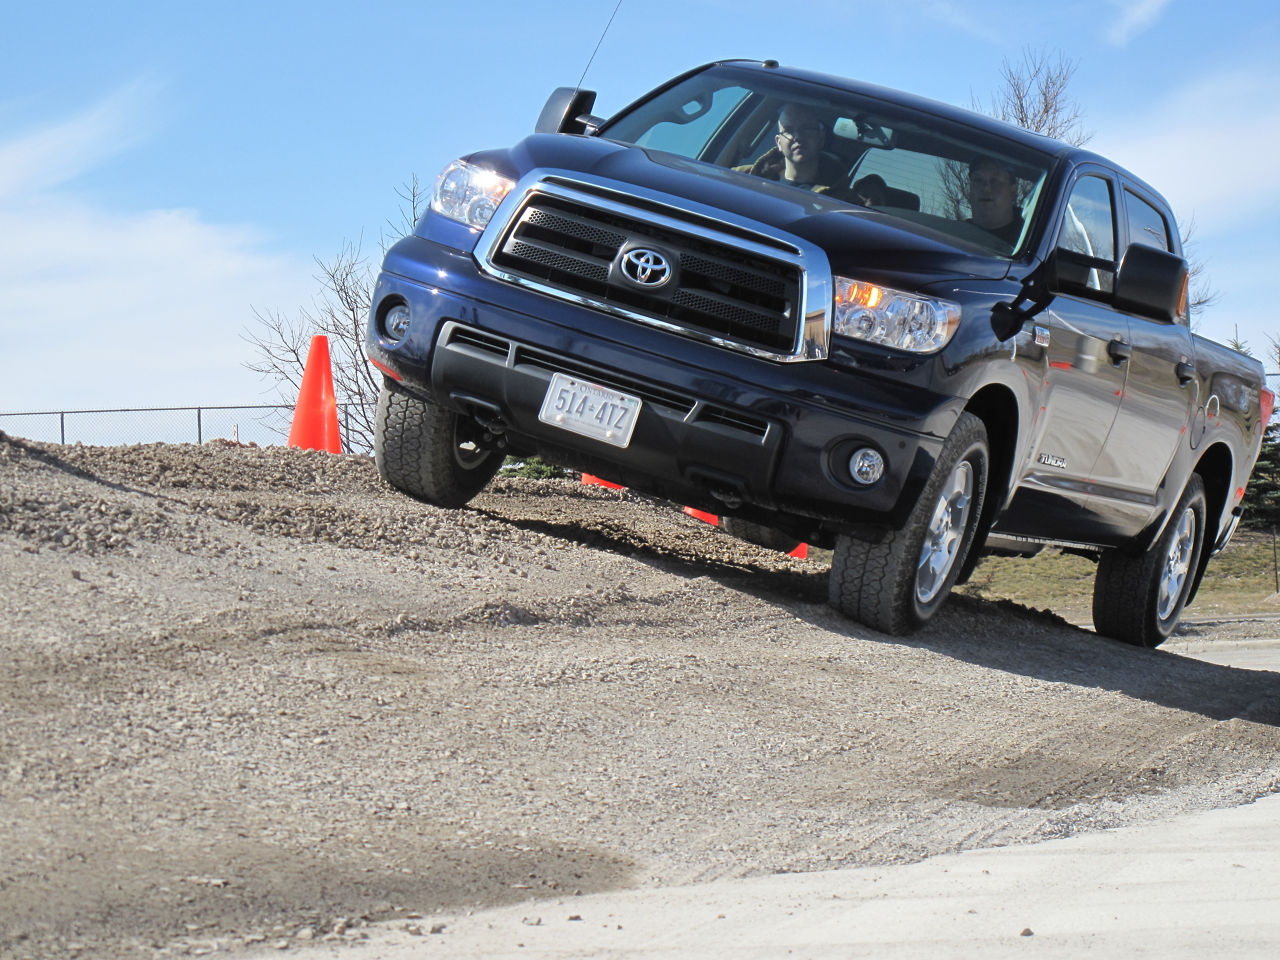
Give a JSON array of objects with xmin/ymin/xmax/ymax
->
[{"xmin": 365, "ymin": 60, "xmax": 1269, "ymax": 646}]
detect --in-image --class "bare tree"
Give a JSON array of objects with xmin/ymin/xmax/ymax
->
[
  {"xmin": 244, "ymin": 241, "xmax": 379, "ymax": 453},
  {"xmin": 972, "ymin": 47, "xmax": 1092, "ymax": 146},
  {"xmin": 390, "ymin": 173, "xmax": 426, "ymax": 237},
  {"xmin": 245, "ymin": 178, "xmax": 428, "ymax": 454},
  {"xmin": 1178, "ymin": 216, "xmax": 1218, "ymax": 328}
]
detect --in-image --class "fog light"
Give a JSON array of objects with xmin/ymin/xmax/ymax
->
[
  {"xmin": 849, "ymin": 447, "xmax": 885, "ymax": 485},
  {"xmin": 384, "ymin": 303, "xmax": 411, "ymax": 342}
]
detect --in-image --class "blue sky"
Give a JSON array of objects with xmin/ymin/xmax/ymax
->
[{"xmin": 3, "ymin": 0, "xmax": 1279, "ymax": 412}]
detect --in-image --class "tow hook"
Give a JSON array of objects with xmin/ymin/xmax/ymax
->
[
  {"xmin": 473, "ymin": 414, "xmax": 509, "ymax": 452},
  {"xmin": 711, "ymin": 487, "xmax": 744, "ymax": 509}
]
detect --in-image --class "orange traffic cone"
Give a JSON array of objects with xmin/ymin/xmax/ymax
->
[
  {"xmin": 288, "ymin": 335, "xmax": 342, "ymax": 454},
  {"xmin": 683, "ymin": 505, "xmax": 719, "ymax": 525}
]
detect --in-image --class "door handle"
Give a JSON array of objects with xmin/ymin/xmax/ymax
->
[
  {"xmin": 1175, "ymin": 361, "xmax": 1196, "ymax": 385},
  {"xmin": 1107, "ymin": 338, "xmax": 1132, "ymax": 366}
]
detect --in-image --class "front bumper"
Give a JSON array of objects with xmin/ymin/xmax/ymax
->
[{"xmin": 367, "ymin": 234, "xmax": 963, "ymax": 533}]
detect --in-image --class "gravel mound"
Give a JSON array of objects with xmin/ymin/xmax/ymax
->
[{"xmin": 2, "ymin": 431, "xmax": 1277, "ymax": 959}]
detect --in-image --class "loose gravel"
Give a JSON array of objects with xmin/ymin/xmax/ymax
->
[{"xmin": 1, "ymin": 431, "xmax": 1277, "ymax": 959}]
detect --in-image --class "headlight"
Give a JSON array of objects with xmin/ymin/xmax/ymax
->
[
  {"xmin": 832, "ymin": 276, "xmax": 960, "ymax": 353},
  {"xmin": 430, "ymin": 160, "xmax": 515, "ymax": 230}
]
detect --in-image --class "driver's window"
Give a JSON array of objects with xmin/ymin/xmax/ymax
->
[
  {"xmin": 631, "ymin": 86, "xmax": 751, "ymax": 158},
  {"xmin": 1057, "ymin": 175, "xmax": 1116, "ymax": 293}
]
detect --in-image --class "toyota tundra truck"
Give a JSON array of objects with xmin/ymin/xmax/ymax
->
[{"xmin": 364, "ymin": 59, "xmax": 1270, "ymax": 646}]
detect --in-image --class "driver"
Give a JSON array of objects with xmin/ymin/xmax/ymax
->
[{"xmin": 736, "ymin": 104, "xmax": 851, "ymax": 198}]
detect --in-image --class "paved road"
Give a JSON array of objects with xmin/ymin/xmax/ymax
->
[
  {"xmin": 256, "ymin": 794, "xmax": 1280, "ymax": 959},
  {"xmin": 260, "ymin": 638, "xmax": 1280, "ymax": 960},
  {"xmin": 1168, "ymin": 632, "xmax": 1280, "ymax": 671}
]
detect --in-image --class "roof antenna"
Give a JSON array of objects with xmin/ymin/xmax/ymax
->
[{"xmin": 576, "ymin": 0, "xmax": 624, "ymax": 91}]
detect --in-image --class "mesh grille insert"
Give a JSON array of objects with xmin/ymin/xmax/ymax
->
[{"xmin": 490, "ymin": 194, "xmax": 803, "ymax": 354}]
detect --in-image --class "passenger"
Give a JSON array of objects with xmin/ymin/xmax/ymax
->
[
  {"xmin": 967, "ymin": 156, "xmax": 1024, "ymax": 245},
  {"xmin": 736, "ymin": 104, "xmax": 851, "ymax": 198},
  {"xmin": 852, "ymin": 174, "xmax": 888, "ymax": 207}
]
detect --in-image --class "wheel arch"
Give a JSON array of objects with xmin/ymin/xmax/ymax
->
[
  {"xmin": 954, "ymin": 383, "xmax": 1019, "ymax": 584},
  {"xmin": 1195, "ymin": 441, "xmax": 1234, "ymax": 538},
  {"xmin": 1184, "ymin": 440, "xmax": 1235, "ymax": 606}
]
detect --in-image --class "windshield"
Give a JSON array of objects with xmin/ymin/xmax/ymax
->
[{"xmin": 603, "ymin": 66, "xmax": 1054, "ymax": 257}]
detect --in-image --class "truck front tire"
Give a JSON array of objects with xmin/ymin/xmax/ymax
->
[
  {"xmin": 1092, "ymin": 474, "xmax": 1205, "ymax": 647},
  {"xmin": 374, "ymin": 380, "xmax": 501, "ymax": 509},
  {"xmin": 828, "ymin": 412, "xmax": 989, "ymax": 634}
]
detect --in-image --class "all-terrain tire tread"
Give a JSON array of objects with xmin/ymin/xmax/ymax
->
[
  {"xmin": 828, "ymin": 412, "xmax": 989, "ymax": 635},
  {"xmin": 374, "ymin": 381, "xmax": 498, "ymax": 509},
  {"xmin": 1091, "ymin": 551, "xmax": 1149, "ymax": 643},
  {"xmin": 829, "ymin": 524, "xmax": 913, "ymax": 634},
  {"xmin": 1092, "ymin": 475, "xmax": 1206, "ymax": 648}
]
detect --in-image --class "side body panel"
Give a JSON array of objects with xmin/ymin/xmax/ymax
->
[{"xmin": 992, "ymin": 299, "xmax": 1129, "ymax": 543}]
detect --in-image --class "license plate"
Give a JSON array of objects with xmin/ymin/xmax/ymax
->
[{"xmin": 537, "ymin": 373, "xmax": 641, "ymax": 448}]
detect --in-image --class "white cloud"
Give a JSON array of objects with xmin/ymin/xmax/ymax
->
[
  {"xmin": 0, "ymin": 86, "xmax": 321, "ymax": 413},
  {"xmin": 1095, "ymin": 62, "xmax": 1280, "ymax": 356},
  {"xmin": 875, "ymin": 0, "xmax": 1004, "ymax": 44},
  {"xmin": 1093, "ymin": 65, "xmax": 1280, "ymax": 232},
  {"xmin": 0, "ymin": 80, "xmax": 158, "ymax": 199},
  {"xmin": 914, "ymin": 1, "xmax": 1002, "ymax": 42},
  {"xmin": 0, "ymin": 196, "xmax": 319, "ymax": 409},
  {"xmin": 1107, "ymin": 0, "xmax": 1173, "ymax": 46}
]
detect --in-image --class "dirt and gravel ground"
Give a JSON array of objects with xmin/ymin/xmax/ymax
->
[{"xmin": 1, "ymin": 431, "xmax": 1277, "ymax": 959}]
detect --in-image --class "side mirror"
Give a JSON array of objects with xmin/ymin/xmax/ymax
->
[
  {"xmin": 535, "ymin": 87, "xmax": 598, "ymax": 135},
  {"xmin": 1113, "ymin": 244, "xmax": 1189, "ymax": 322},
  {"xmin": 991, "ymin": 264, "xmax": 1053, "ymax": 340}
]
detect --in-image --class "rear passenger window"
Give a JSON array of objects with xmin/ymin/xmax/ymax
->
[
  {"xmin": 1125, "ymin": 191, "xmax": 1171, "ymax": 251},
  {"xmin": 851, "ymin": 148, "xmax": 949, "ymax": 216}
]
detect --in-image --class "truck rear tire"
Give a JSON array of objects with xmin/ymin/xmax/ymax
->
[
  {"xmin": 374, "ymin": 380, "xmax": 501, "ymax": 509},
  {"xmin": 719, "ymin": 517, "xmax": 803, "ymax": 554},
  {"xmin": 1092, "ymin": 474, "xmax": 1205, "ymax": 647},
  {"xmin": 828, "ymin": 412, "xmax": 989, "ymax": 634}
]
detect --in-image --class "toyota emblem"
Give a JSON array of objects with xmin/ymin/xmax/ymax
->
[{"xmin": 620, "ymin": 248, "xmax": 672, "ymax": 287}]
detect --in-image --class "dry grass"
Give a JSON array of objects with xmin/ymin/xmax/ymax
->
[{"xmin": 957, "ymin": 530, "xmax": 1280, "ymax": 627}]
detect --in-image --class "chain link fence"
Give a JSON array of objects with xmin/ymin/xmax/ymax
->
[
  {"xmin": 0, "ymin": 404, "xmax": 366, "ymax": 451},
  {"xmin": 9, "ymin": 372, "xmax": 1278, "ymax": 454}
]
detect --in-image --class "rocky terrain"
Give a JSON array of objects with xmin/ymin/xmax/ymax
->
[{"xmin": 1, "ymin": 431, "xmax": 1277, "ymax": 959}]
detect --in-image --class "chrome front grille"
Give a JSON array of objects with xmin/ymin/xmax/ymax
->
[{"xmin": 485, "ymin": 190, "xmax": 805, "ymax": 356}]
